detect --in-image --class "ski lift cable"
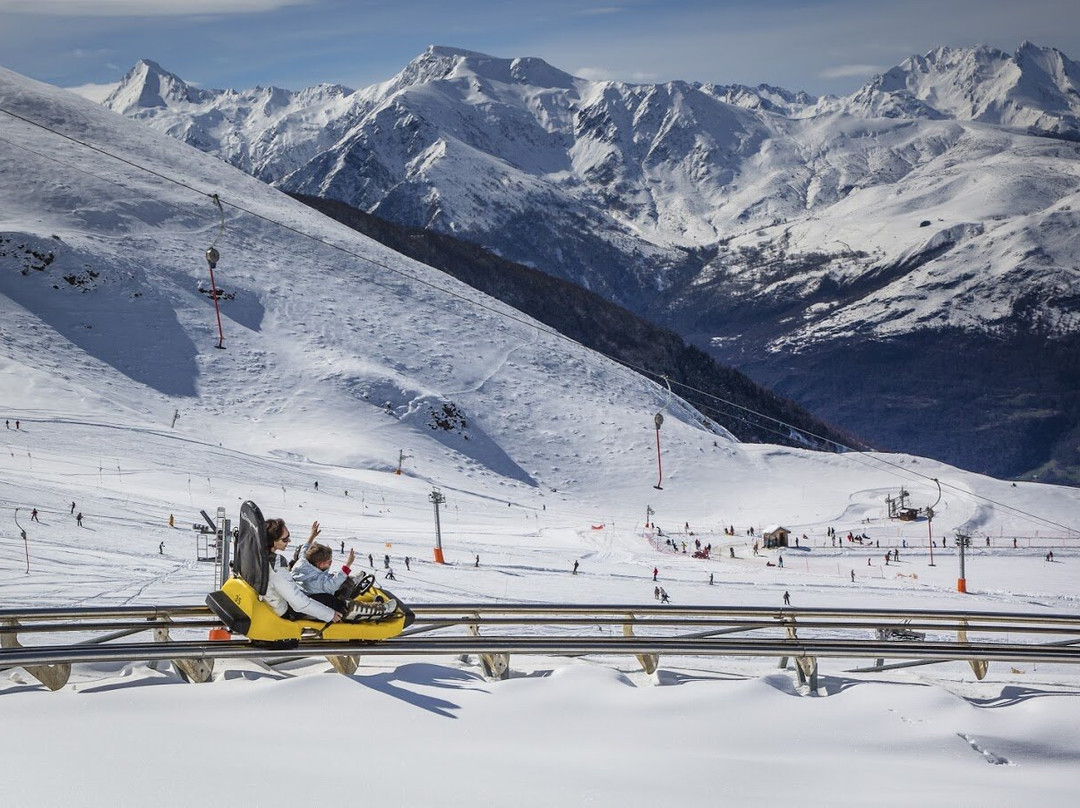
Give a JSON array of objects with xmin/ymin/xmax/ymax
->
[
  {"xmin": 2, "ymin": 104, "xmax": 1074, "ymax": 535},
  {"xmin": 0, "ymin": 105, "xmax": 219, "ymax": 202}
]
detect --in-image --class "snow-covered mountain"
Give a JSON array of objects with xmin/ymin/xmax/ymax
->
[
  {"xmin": 86, "ymin": 45, "xmax": 1080, "ymax": 483},
  {"xmin": 839, "ymin": 42, "xmax": 1080, "ymax": 137},
  {"xmin": 1, "ymin": 62, "xmax": 736, "ymax": 509}
]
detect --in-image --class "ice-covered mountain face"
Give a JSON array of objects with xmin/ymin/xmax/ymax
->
[
  {"xmin": 840, "ymin": 42, "xmax": 1080, "ymax": 138},
  {"xmin": 101, "ymin": 45, "xmax": 1080, "ymax": 482},
  {"xmin": 102, "ymin": 45, "xmax": 1080, "ymax": 334},
  {"xmin": 102, "ymin": 50, "xmax": 791, "ymax": 303}
]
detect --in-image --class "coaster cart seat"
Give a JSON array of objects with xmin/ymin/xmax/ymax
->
[{"xmin": 206, "ymin": 500, "xmax": 413, "ymax": 645}]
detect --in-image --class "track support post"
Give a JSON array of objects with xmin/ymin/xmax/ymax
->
[
  {"xmin": 623, "ymin": 616, "xmax": 659, "ymax": 674},
  {"xmin": 780, "ymin": 615, "xmax": 818, "ymax": 693},
  {"xmin": 326, "ymin": 655, "xmax": 359, "ymax": 675},
  {"xmin": 467, "ymin": 615, "xmax": 510, "ymax": 680},
  {"xmin": 0, "ymin": 618, "xmax": 71, "ymax": 691},
  {"xmin": 957, "ymin": 621, "xmax": 989, "ymax": 680},
  {"xmin": 153, "ymin": 618, "xmax": 213, "ymax": 683}
]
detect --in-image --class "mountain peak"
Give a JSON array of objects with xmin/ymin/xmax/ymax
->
[
  {"xmin": 844, "ymin": 42, "xmax": 1080, "ymax": 138},
  {"xmin": 394, "ymin": 45, "xmax": 577, "ymax": 91},
  {"xmin": 105, "ymin": 58, "xmax": 210, "ymax": 114}
]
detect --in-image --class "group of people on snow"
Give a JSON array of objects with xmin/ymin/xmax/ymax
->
[{"xmin": 24, "ymin": 504, "xmax": 82, "ymax": 526}]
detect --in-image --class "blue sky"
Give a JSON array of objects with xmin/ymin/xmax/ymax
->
[{"xmin": 2, "ymin": 0, "xmax": 1079, "ymax": 96}]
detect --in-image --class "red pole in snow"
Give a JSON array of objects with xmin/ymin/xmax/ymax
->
[
  {"xmin": 654, "ymin": 412, "xmax": 664, "ymax": 490},
  {"xmin": 206, "ymin": 247, "xmax": 225, "ymax": 350},
  {"xmin": 205, "ymin": 193, "xmax": 226, "ymax": 350},
  {"xmin": 927, "ymin": 516, "xmax": 936, "ymax": 567},
  {"xmin": 14, "ymin": 509, "xmax": 29, "ymax": 573}
]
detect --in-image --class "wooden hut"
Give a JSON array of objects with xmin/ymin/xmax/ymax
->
[{"xmin": 762, "ymin": 525, "xmax": 790, "ymax": 548}]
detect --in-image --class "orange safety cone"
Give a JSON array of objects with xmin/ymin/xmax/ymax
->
[{"xmin": 208, "ymin": 627, "xmax": 231, "ymax": 641}]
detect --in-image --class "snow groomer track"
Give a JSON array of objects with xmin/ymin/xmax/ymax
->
[{"xmin": 4, "ymin": 604, "xmax": 1080, "ymax": 690}]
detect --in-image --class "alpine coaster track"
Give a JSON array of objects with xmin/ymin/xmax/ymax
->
[{"xmin": 3, "ymin": 604, "xmax": 1080, "ymax": 691}]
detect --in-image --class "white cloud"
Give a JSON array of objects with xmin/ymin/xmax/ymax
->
[
  {"xmin": 572, "ymin": 65, "xmax": 660, "ymax": 83},
  {"xmin": 0, "ymin": 0, "xmax": 311, "ymax": 15},
  {"xmin": 573, "ymin": 5, "xmax": 624, "ymax": 15},
  {"xmin": 573, "ymin": 66, "xmax": 618, "ymax": 81},
  {"xmin": 819, "ymin": 64, "xmax": 884, "ymax": 80},
  {"xmin": 64, "ymin": 81, "xmax": 120, "ymax": 102}
]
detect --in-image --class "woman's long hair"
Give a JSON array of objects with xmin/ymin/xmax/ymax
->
[{"xmin": 264, "ymin": 518, "xmax": 287, "ymax": 552}]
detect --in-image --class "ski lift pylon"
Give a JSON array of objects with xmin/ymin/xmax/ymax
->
[
  {"xmin": 205, "ymin": 193, "xmax": 226, "ymax": 350},
  {"xmin": 653, "ymin": 376, "xmax": 672, "ymax": 490}
]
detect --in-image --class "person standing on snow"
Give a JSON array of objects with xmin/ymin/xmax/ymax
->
[
  {"xmin": 783, "ymin": 591, "xmax": 791, "ymax": 606},
  {"xmin": 652, "ymin": 567, "xmax": 658, "ymax": 581}
]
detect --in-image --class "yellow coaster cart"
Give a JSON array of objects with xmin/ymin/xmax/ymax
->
[{"xmin": 207, "ymin": 501, "xmax": 413, "ymax": 646}]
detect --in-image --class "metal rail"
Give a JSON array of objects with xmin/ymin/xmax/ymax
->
[
  {"xmin": 4, "ymin": 603, "xmax": 1078, "ymax": 623},
  {"xmin": 3, "ymin": 636, "xmax": 1080, "ymax": 668},
  {"xmin": 3, "ymin": 603, "xmax": 1079, "ymax": 689}
]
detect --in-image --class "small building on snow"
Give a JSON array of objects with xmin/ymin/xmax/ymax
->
[{"xmin": 762, "ymin": 525, "xmax": 790, "ymax": 548}]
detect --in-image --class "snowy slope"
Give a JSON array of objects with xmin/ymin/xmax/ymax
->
[
  {"xmin": 1, "ymin": 63, "xmax": 729, "ymax": 510},
  {"xmin": 3, "ymin": 63, "xmax": 1080, "ymax": 808}
]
